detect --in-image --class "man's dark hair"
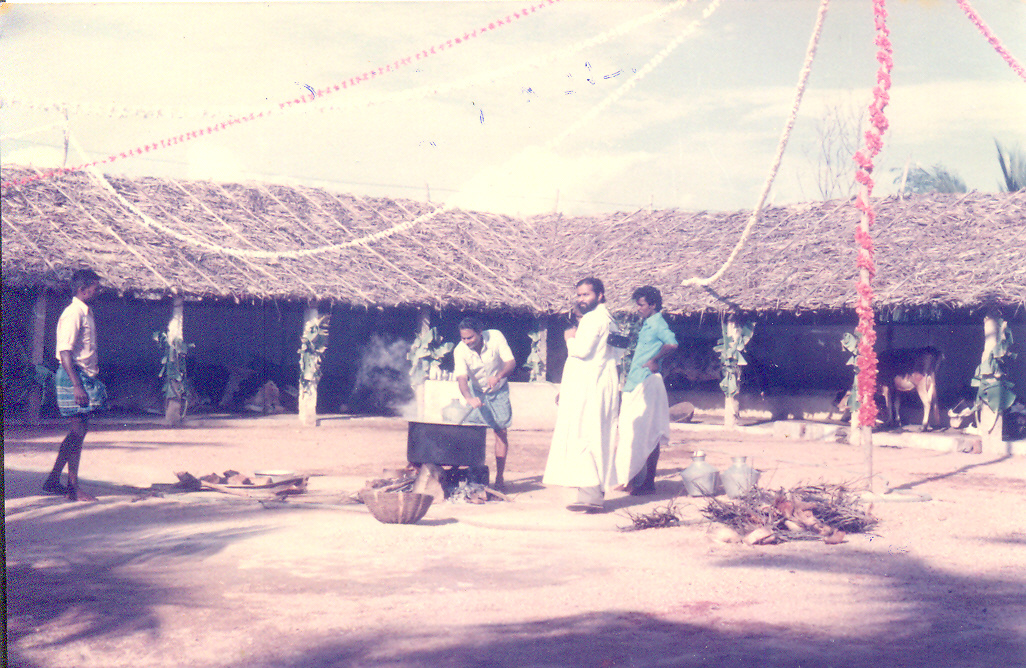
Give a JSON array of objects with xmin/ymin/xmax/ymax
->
[
  {"xmin": 632, "ymin": 285, "xmax": 662, "ymax": 311},
  {"xmin": 70, "ymin": 268, "xmax": 101, "ymax": 294},
  {"xmin": 458, "ymin": 317, "xmax": 484, "ymax": 334},
  {"xmin": 576, "ymin": 277, "xmax": 605, "ymax": 303}
]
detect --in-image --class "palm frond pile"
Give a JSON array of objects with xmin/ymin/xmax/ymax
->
[{"xmin": 702, "ymin": 483, "xmax": 877, "ymax": 545}]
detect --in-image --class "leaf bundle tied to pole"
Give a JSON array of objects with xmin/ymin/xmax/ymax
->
[
  {"xmin": 298, "ymin": 314, "xmax": 330, "ymax": 393},
  {"xmin": 715, "ymin": 320, "xmax": 754, "ymax": 398}
]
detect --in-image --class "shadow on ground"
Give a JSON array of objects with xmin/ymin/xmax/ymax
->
[
  {"xmin": 226, "ymin": 547, "xmax": 1025, "ymax": 668},
  {"xmin": 6, "ymin": 520, "xmax": 1024, "ymax": 668}
]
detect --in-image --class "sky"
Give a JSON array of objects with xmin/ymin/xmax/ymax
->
[{"xmin": 2, "ymin": 0, "xmax": 1024, "ymax": 217}]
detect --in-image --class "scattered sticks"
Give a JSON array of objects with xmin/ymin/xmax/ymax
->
[{"xmin": 702, "ymin": 483, "xmax": 877, "ymax": 544}]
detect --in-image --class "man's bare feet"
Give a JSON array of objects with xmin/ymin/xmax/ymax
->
[
  {"xmin": 67, "ymin": 486, "xmax": 97, "ymax": 502},
  {"xmin": 42, "ymin": 480, "xmax": 70, "ymax": 496}
]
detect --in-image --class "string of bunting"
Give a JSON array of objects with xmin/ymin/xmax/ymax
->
[
  {"xmin": 1, "ymin": 0, "xmax": 693, "ymax": 125},
  {"xmin": 680, "ymin": 0, "xmax": 830, "ymax": 287},
  {"xmin": 851, "ymin": 0, "xmax": 894, "ymax": 427},
  {"xmin": 51, "ymin": 0, "xmax": 713, "ymax": 261},
  {"xmin": 0, "ymin": 0, "xmax": 563, "ymax": 189},
  {"xmin": 957, "ymin": 0, "xmax": 1026, "ymax": 82},
  {"xmin": 548, "ymin": 0, "xmax": 720, "ymax": 149}
]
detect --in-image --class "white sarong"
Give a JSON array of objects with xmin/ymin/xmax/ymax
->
[{"xmin": 613, "ymin": 373, "xmax": 670, "ymax": 487}]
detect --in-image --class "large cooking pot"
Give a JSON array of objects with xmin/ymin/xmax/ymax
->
[{"xmin": 407, "ymin": 421, "xmax": 487, "ymax": 467}]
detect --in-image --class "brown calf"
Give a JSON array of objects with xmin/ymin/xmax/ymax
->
[
  {"xmin": 837, "ymin": 347, "xmax": 944, "ymax": 431},
  {"xmin": 869, "ymin": 347, "xmax": 945, "ymax": 430}
]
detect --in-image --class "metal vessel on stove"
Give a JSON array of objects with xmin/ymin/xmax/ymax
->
[{"xmin": 407, "ymin": 420, "xmax": 487, "ymax": 467}]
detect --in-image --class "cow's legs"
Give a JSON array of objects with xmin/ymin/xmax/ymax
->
[
  {"xmin": 892, "ymin": 388, "xmax": 903, "ymax": 428},
  {"xmin": 881, "ymin": 385, "xmax": 896, "ymax": 428},
  {"xmin": 918, "ymin": 375, "xmax": 939, "ymax": 431}
]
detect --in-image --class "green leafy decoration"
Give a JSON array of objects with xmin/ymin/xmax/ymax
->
[
  {"xmin": 152, "ymin": 330, "xmax": 195, "ymax": 402},
  {"xmin": 408, "ymin": 326, "xmax": 452, "ymax": 382},
  {"xmin": 840, "ymin": 331, "xmax": 861, "ymax": 413},
  {"xmin": 972, "ymin": 320, "xmax": 1017, "ymax": 414},
  {"xmin": 714, "ymin": 321, "xmax": 754, "ymax": 398},
  {"xmin": 298, "ymin": 315, "xmax": 330, "ymax": 393},
  {"xmin": 613, "ymin": 314, "xmax": 642, "ymax": 387},
  {"xmin": 523, "ymin": 321, "xmax": 547, "ymax": 382}
]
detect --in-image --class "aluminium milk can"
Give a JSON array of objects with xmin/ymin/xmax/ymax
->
[
  {"xmin": 680, "ymin": 450, "xmax": 720, "ymax": 497},
  {"xmin": 721, "ymin": 456, "xmax": 760, "ymax": 498}
]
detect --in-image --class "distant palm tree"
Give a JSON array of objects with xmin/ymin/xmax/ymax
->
[
  {"xmin": 995, "ymin": 140, "xmax": 1026, "ymax": 192},
  {"xmin": 894, "ymin": 163, "xmax": 967, "ymax": 195}
]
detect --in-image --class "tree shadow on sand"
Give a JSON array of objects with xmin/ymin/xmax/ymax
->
[
  {"xmin": 220, "ymin": 548, "xmax": 1025, "ymax": 668},
  {"xmin": 6, "ymin": 487, "xmax": 275, "ymax": 652}
]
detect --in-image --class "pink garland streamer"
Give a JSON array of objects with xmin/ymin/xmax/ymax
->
[
  {"xmin": 850, "ymin": 0, "xmax": 893, "ymax": 427},
  {"xmin": 957, "ymin": 0, "xmax": 1026, "ymax": 82},
  {"xmin": 1, "ymin": 1, "xmax": 561, "ymax": 189}
]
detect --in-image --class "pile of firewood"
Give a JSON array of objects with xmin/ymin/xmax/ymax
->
[
  {"xmin": 619, "ymin": 500, "xmax": 685, "ymax": 531},
  {"xmin": 356, "ymin": 464, "xmax": 508, "ymax": 504},
  {"xmin": 702, "ymin": 483, "xmax": 877, "ymax": 545}
]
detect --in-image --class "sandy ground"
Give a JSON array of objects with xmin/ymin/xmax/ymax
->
[{"xmin": 5, "ymin": 413, "xmax": 1026, "ymax": 668}]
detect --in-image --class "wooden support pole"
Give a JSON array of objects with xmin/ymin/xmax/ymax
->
[
  {"xmin": 537, "ymin": 316, "xmax": 549, "ymax": 383},
  {"xmin": 856, "ymin": 182, "xmax": 877, "ymax": 493},
  {"xmin": 164, "ymin": 295, "xmax": 185, "ymax": 426},
  {"xmin": 298, "ymin": 303, "xmax": 321, "ymax": 426},
  {"xmin": 26, "ymin": 291, "xmax": 48, "ymax": 424},
  {"xmin": 724, "ymin": 320, "xmax": 740, "ymax": 429},
  {"xmin": 414, "ymin": 306, "xmax": 432, "ymax": 419},
  {"xmin": 979, "ymin": 313, "xmax": 1006, "ymax": 455}
]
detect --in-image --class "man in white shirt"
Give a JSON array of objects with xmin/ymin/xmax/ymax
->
[
  {"xmin": 453, "ymin": 317, "xmax": 517, "ymax": 491},
  {"xmin": 543, "ymin": 277, "xmax": 621, "ymax": 513},
  {"xmin": 44, "ymin": 268, "xmax": 107, "ymax": 501}
]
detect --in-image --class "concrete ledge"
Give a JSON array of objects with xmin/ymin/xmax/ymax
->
[
  {"xmin": 422, "ymin": 380, "xmax": 559, "ymax": 431},
  {"xmin": 667, "ymin": 390, "xmax": 842, "ymax": 422}
]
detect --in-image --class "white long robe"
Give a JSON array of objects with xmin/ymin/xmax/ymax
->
[
  {"xmin": 613, "ymin": 373, "xmax": 670, "ymax": 487},
  {"xmin": 543, "ymin": 304, "xmax": 620, "ymax": 490}
]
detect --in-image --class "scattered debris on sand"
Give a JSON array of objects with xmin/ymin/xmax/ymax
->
[
  {"xmin": 618, "ymin": 499, "xmax": 685, "ymax": 531},
  {"xmin": 702, "ymin": 483, "xmax": 877, "ymax": 545},
  {"xmin": 174, "ymin": 470, "xmax": 309, "ymax": 498}
]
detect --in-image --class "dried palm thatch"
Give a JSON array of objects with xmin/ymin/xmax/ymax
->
[
  {"xmin": 533, "ymin": 192, "xmax": 1026, "ymax": 316},
  {"xmin": 618, "ymin": 499, "xmax": 686, "ymax": 531},
  {"xmin": 702, "ymin": 483, "xmax": 877, "ymax": 543},
  {"xmin": 3, "ymin": 164, "xmax": 1023, "ymax": 316}
]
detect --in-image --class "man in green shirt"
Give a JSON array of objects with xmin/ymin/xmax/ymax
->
[{"xmin": 614, "ymin": 285, "xmax": 677, "ymax": 496}]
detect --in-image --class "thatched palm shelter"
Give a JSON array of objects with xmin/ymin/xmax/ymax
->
[
  {"xmin": 3, "ymin": 165, "xmax": 1024, "ymax": 425},
  {"xmin": 3, "ymin": 165, "xmax": 1024, "ymax": 317},
  {"xmin": 535, "ymin": 191, "xmax": 1026, "ymax": 318}
]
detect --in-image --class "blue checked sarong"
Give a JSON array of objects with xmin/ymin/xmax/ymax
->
[
  {"xmin": 463, "ymin": 383, "xmax": 512, "ymax": 431},
  {"xmin": 55, "ymin": 366, "xmax": 107, "ymax": 417}
]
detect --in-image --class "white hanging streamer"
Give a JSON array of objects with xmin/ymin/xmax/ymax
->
[
  {"xmin": 71, "ymin": 0, "xmax": 720, "ymax": 261},
  {"xmin": 681, "ymin": 0, "xmax": 831, "ymax": 287},
  {"xmin": 1, "ymin": 0, "xmax": 693, "ymax": 123}
]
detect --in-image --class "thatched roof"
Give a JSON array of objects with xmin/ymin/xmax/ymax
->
[
  {"xmin": 535, "ymin": 191, "xmax": 1026, "ymax": 317},
  {"xmin": 3, "ymin": 165, "xmax": 1024, "ymax": 317}
]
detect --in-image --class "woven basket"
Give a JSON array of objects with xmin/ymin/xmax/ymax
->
[{"xmin": 362, "ymin": 490, "xmax": 434, "ymax": 524}]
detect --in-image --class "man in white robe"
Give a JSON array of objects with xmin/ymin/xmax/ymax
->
[
  {"xmin": 614, "ymin": 286, "xmax": 678, "ymax": 495},
  {"xmin": 543, "ymin": 277, "xmax": 621, "ymax": 513}
]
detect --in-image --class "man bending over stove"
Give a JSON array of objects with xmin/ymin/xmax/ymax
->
[{"xmin": 453, "ymin": 317, "xmax": 517, "ymax": 492}]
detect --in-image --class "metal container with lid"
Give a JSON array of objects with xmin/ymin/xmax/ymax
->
[{"xmin": 407, "ymin": 421, "xmax": 487, "ymax": 467}]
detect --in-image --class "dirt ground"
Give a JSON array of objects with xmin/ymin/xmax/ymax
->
[{"xmin": 4, "ymin": 413, "xmax": 1026, "ymax": 668}]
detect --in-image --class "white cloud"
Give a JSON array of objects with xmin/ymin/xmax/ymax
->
[
  {"xmin": 449, "ymin": 145, "xmax": 651, "ymax": 217},
  {"xmin": 1, "ymin": 145, "xmax": 65, "ymax": 168},
  {"xmin": 186, "ymin": 143, "xmax": 245, "ymax": 183},
  {"xmin": 887, "ymin": 80, "xmax": 1026, "ymax": 143}
]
